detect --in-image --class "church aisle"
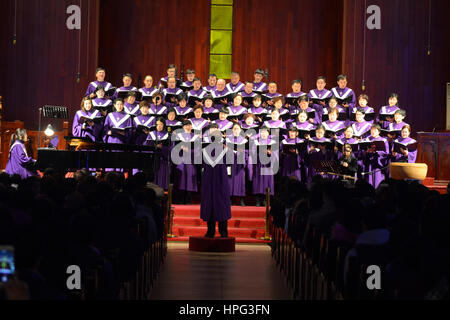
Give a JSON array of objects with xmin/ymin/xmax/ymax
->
[{"xmin": 148, "ymin": 242, "xmax": 291, "ymax": 300}]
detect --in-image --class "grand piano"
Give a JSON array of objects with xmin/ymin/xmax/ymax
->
[{"xmin": 35, "ymin": 137, "xmax": 159, "ymax": 171}]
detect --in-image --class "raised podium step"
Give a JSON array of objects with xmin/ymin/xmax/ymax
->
[{"xmin": 189, "ymin": 236, "xmax": 236, "ymax": 252}]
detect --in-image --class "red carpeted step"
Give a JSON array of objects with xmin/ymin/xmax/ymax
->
[
  {"xmin": 172, "ymin": 205, "xmax": 266, "ymax": 218},
  {"xmin": 189, "ymin": 237, "xmax": 235, "ymax": 252},
  {"xmin": 172, "ymin": 226, "xmax": 267, "ymax": 239},
  {"xmin": 169, "ymin": 236, "xmax": 271, "ymax": 244},
  {"xmin": 173, "ymin": 216, "xmax": 266, "ymax": 228}
]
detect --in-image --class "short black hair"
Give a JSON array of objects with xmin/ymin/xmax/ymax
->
[
  {"xmin": 123, "ymin": 73, "xmax": 132, "ymax": 79},
  {"xmin": 337, "ymin": 74, "xmax": 347, "ymax": 81},
  {"xmin": 291, "ymin": 79, "xmax": 302, "ymax": 85}
]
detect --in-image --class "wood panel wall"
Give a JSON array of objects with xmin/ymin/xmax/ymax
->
[{"xmin": 342, "ymin": 0, "xmax": 450, "ymax": 133}]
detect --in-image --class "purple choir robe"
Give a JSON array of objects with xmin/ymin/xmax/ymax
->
[
  {"xmin": 149, "ymin": 104, "xmax": 167, "ymax": 116},
  {"xmin": 331, "ymin": 86, "xmax": 356, "ymax": 121},
  {"xmin": 146, "ymin": 130, "xmax": 170, "ymax": 190},
  {"xmin": 213, "ymin": 119, "xmax": 234, "ymax": 132},
  {"xmin": 85, "ymin": 80, "xmax": 113, "ymax": 97},
  {"xmin": 322, "ymin": 120, "xmax": 346, "ymax": 140},
  {"xmin": 203, "ymin": 106, "xmax": 219, "ymax": 121},
  {"xmin": 174, "ymin": 105, "xmax": 194, "ymax": 121},
  {"xmin": 200, "ymin": 137, "xmax": 231, "ymax": 222},
  {"xmin": 211, "ymin": 88, "xmax": 231, "ymax": 109},
  {"xmin": 133, "ymin": 114, "xmax": 156, "ymax": 145},
  {"xmin": 392, "ymin": 137, "xmax": 417, "ymax": 163},
  {"xmin": 162, "ymin": 87, "xmax": 183, "ymax": 109},
  {"xmin": 250, "ymin": 137, "xmax": 278, "ymax": 195},
  {"xmin": 92, "ymin": 97, "xmax": 113, "ymax": 111},
  {"xmin": 286, "ymin": 91, "xmax": 307, "ymax": 113},
  {"xmin": 308, "ymin": 88, "xmax": 333, "ymax": 122},
  {"xmin": 157, "ymin": 76, "xmax": 181, "ymax": 89},
  {"xmin": 5, "ymin": 141, "xmax": 38, "ymax": 179},
  {"xmin": 264, "ymin": 119, "xmax": 287, "ymax": 130},
  {"xmin": 187, "ymin": 88, "xmax": 206, "ymax": 105},
  {"xmin": 203, "ymin": 85, "xmax": 216, "ymax": 95},
  {"xmin": 281, "ymin": 137, "xmax": 303, "ymax": 181},
  {"xmin": 335, "ymin": 137, "xmax": 360, "ymax": 160},
  {"xmin": 174, "ymin": 132, "xmax": 199, "ymax": 192},
  {"xmin": 112, "ymin": 86, "xmax": 138, "ymax": 100},
  {"xmin": 103, "ymin": 111, "xmax": 133, "ymax": 144},
  {"xmin": 189, "ymin": 117, "xmax": 209, "ymax": 132},
  {"xmin": 124, "ymin": 102, "xmax": 141, "ymax": 117},
  {"xmin": 139, "ymin": 86, "xmax": 158, "ymax": 100},
  {"xmin": 351, "ymin": 121, "xmax": 372, "ymax": 140},
  {"xmin": 166, "ymin": 119, "xmax": 182, "ymax": 133},
  {"xmin": 247, "ymin": 106, "xmax": 267, "ymax": 121},
  {"xmin": 252, "ymin": 82, "xmax": 267, "ymax": 94},
  {"xmin": 389, "ymin": 121, "xmax": 408, "ymax": 131},
  {"xmin": 227, "ymin": 105, "xmax": 247, "ymax": 121},
  {"xmin": 362, "ymin": 136, "xmax": 390, "ymax": 188},
  {"xmin": 377, "ymin": 105, "xmax": 400, "ymax": 129},
  {"xmin": 226, "ymin": 81, "xmax": 245, "ymax": 94},
  {"xmin": 72, "ymin": 109, "xmax": 103, "ymax": 142},
  {"xmin": 226, "ymin": 135, "xmax": 248, "ymax": 197},
  {"xmin": 294, "ymin": 107, "xmax": 320, "ymax": 126},
  {"xmin": 241, "ymin": 91, "xmax": 257, "ymax": 100}
]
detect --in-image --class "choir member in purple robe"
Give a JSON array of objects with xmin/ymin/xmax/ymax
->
[
  {"xmin": 281, "ymin": 126, "xmax": 303, "ymax": 181},
  {"xmin": 247, "ymin": 95, "xmax": 266, "ymax": 124},
  {"xmin": 241, "ymin": 82, "xmax": 257, "ymax": 108},
  {"xmin": 226, "ymin": 71, "xmax": 245, "ymax": 94},
  {"xmin": 294, "ymin": 111, "xmax": 315, "ymax": 139},
  {"xmin": 174, "ymin": 120, "xmax": 199, "ymax": 204},
  {"xmin": 112, "ymin": 73, "xmax": 138, "ymax": 100},
  {"xmin": 387, "ymin": 109, "xmax": 409, "ymax": 139},
  {"xmin": 308, "ymin": 76, "xmax": 332, "ymax": 121},
  {"xmin": 331, "ymin": 74, "xmax": 356, "ymax": 121},
  {"xmin": 139, "ymin": 75, "xmax": 158, "ymax": 100},
  {"xmin": 92, "ymin": 86, "xmax": 113, "ymax": 117},
  {"xmin": 158, "ymin": 64, "xmax": 180, "ymax": 89},
  {"xmin": 362, "ymin": 124, "xmax": 390, "ymax": 189},
  {"xmin": 72, "ymin": 97, "xmax": 103, "ymax": 142},
  {"xmin": 226, "ymin": 123, "xmax": 248, "ymax": 206},
  {"xmin": 266, "ymin": 96, "xmax": 290, "ymax": 122},
  {"xmin": 262, "ymin": 82, "xmax": 283, "ymax": 108},
  {"xmin": 252, "ymin": 69, "xmax": 268, "ymax": 94},
  {"xmin": 286, "ymin": 79, "xmax": 307, "ymax": 114},
  {"xmin": 180, "ymin": 69, "xmax": 195, "ymax": 92},
  {"xmin": 174, "ymin": 93, "xmax": 194, "ymax": 122},
  {"xmin": 241, "ymin": 113, "xmax": 260, "ymax": 131},
  {"xmin": 323, "ymin": 107, "xmax": 346, "ymax": 140},
  {"xmin": 189, "ymin": 105, "xmax": 210, "ymax": 133},
  {"xmin": 123, "ymin": 91, "xmax": 141, "ymax": 117},
  {"xmin": 213, "ymin": 108, "xmax": 234, "ymax": 133},
  {"xmin": 165, "ymin": 108, "xmax": 182, "ymax": 133},
  {"xmin": 211, "ymin": 79, "xmax": 231, "ymax": 110},
  {"xmin": 146, "ymin": 118, "xmax": 170, "ymax": 190},
  {"xmin": 377, "ymin": 93, "xmax": 400, "ymax": 129},
  {"xmin": 201, "ymin": 124, "xmax": 231, "ymax": 237},
  {"xmin": 250, "ymin": 126, "xmax": 278, "ymax": 206},
  {"xmin": 227, "ymin": 93, "xmax": 247, "ymax": 122},
  {"xmin": 5, "ymin": 129, "xmax": 38, "ymax": 179},
  {"xmin": 264, "ymin": 108, "xmax": 287, "ymax": 131},
  {"xmin": 103, "ymin": 99, "xmax": 133, "ymax": 144},
  {"xmin": 351, "ymin": 108, "xmax": 372, "ymax": 140},
  {"xmin": 85, "ymin": 67, "xmax": 113, "ymax": 98},
  {"xmin": 149, "ymin": 91, "xmax": 167, "ymax": 116},
  {"xmin": 187, "ymin": 78, "xmax": 206, "ymax": 106},
  {"xmin": 322, "ymin": 97, "xmax": 347, "ymax": 123},
  {"xmin": 203, "ymin": 73, "xmax": 217, "ymax": 95},
  {"xmin": 305, "ymin": 125, "xmax": 333, "ymax": 183},
  {"xmin": 295, "ymin": 96, "xmax": 319, "ymax": 125},
  {"xmin": 334, "ymin": 126, "xmax": 359, "ymax": 160},
  {"xmin": 163, "ymin": 77, "xmax": 183, "ymax": 109},
  {"xmin": 202, "ymin": 95, "xmax": 219, "ymax": 121},
  {"xmin": 391, "ymin": 125, "xmax": 417, "ymax": 163},
  {"xmin": 133, "ymin": 101, "xmax": 156, "ymax": 145},
  {"xmin": 351, "ymin": 94, "xmax": 375, "ymax": 124}
]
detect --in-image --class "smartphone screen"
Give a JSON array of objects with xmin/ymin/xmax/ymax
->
[{"xmin": 0, "ymin": 246, "xmax": 15, "ymax": 283}]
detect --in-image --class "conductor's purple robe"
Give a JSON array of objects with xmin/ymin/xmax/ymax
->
[
  {"xmin": 72, "ymin": 109, "xmax": 103, "ymax": 142},
  {"xmin": 200, "ymin": 139, "xmax": 231, "ymax": 222},
  {"xmin": 362, "ymin": 136, "xmax": 390, "ymax": 188},
  {"xmin": 226, "ymin": 135, "xmax": 248, "ymax": 197},
  {"xmin": 5, "ymin": 141, "xmax": 38, "ymax": 179}
]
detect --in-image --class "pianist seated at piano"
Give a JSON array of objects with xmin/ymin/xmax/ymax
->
[
  {"xmin": 103, "ymin": 98, "xmax": 133, "ymax": 144},
  {"xmin": 5, "ymin": 128, "xmax": 39, "ymax": 179},
  {"xmin": 72, "ymin": 97, "xmax": 103, "ymax": 142}
]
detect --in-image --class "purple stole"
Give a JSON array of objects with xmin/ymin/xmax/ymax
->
[
  {"xmin": 264, "ymin": 119, "xmax": 286, "ymax": 129},
  {"xmin": 189, "ymin": 117, "xmax": 209, "ymax": 131},
  {"xmin": 163, "ymin": 87, "xmax": 183, "ymax": 108},
  {"xmin": 352, "ymin": 106, "xmax": 375, "ymax": 123},
  {"xmin": 228, "ymin": 105, "xmax": 247, "ymax": 117},
  {"xmin": 166, "ymin": 119, "xmax": 182, "ymax": 132},
  {"xmin": 295, "ymin": 121, "xmax": 315, "ymax": 131},
  {"xmin": 73, "ymin": 109, "xmax": 102, "ymax": 141},
  {"xmin": 323, "ymin": 120, "xmax": 346, "ymax": 139},
  {"xmin": 188, "ymin": 89, "xmax": 206, "ymax": 99},
  {"xmin": 252, "ymin": 82, "xmax": 267, "ymax": 93},
  {"xmin": 377, "ymin": 105, "xmax": 400, "ymax": 129},
  {"xmin": 389, "ymin": 121, "xmax": 408, "ymax": 131},
  {"xmin": 92, "ymin": 98, "xmax": 112, "ymax": 108},
  {"xmin": 226, "ymin": 81, "xmax": 245, "ymax": 93},
  {"xmin": 139, "ymin": 86, "xmax": 158, "ymax": 99},
  {"xmin": 124, "ymin": 102, "xmax": 140, "ymax": 116},
  {"xmin": 213, "ymin": 119, "xmax": 233, "ymax": 132},
  {"xmin": 104, "ymin": 111, "xmax": 132, "ymax": 144},
  {"xmin": 248, "ymin": 106, "xmax": 267, "ymax": 118},
  {"xmin": 393, "ymin": 137, "xmax": 417, "ymax": 163},
  {"xmin": 175, "ymin": 105, "xmax": 193, "ymax": 117},
  {"xmin": 331, "ymin": 87, "xmax": 356, "ymax": 117},
  {"xmin": 203, "ymin": 106, "xmax": 219, "ymax": 117},
  {"xmin": 362, "ymin": 135, "xmax": 389, "ymax": 188},
  {"xmin": 241, "ymin": 91, "xmax": 257, "ymax": 98},
  {"xmin": 203, "ymin": 85, "xmax": 216, "ymax": 94},
  {"xmin": 351, "ymin": 121, "xmax": 372, "ymax": 139},
  {"xmin": 133, "ymin": 115, "xmax": 156, "ymax": 145},
  {"xmin": 113, "ymin": 86, "xmax": 138, "ymax": 100},
  {"xmin": 85, "ymin": 80, "xmax": 113, "ymax": 97},
  {"xmin": 149, "ymin": 104, "xmax": 167, "ymax": 116}
]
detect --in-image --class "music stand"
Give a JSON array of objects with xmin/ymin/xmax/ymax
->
[{"xmin": 38, "ymin": 105, "xmax": 69, "ymax": 148}]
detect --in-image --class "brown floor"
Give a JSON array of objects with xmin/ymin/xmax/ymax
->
[{"xmin": 148, "ymin": 242, "xmax": 291, "ymax": 300}]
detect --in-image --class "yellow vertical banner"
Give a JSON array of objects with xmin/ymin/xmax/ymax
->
[{"xmin": 210, "ymin": 0, "xmax": 233, "ymax": 79}]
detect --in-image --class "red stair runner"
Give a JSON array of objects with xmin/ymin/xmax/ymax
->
[{"xmin": 169, "ymin": 204, "xmax": 271, "ymax": 244}]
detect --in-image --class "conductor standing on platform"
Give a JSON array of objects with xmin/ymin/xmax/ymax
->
[{"xmin": 200, "ymin": 123, "xmax": 231, "ymax": 238}]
